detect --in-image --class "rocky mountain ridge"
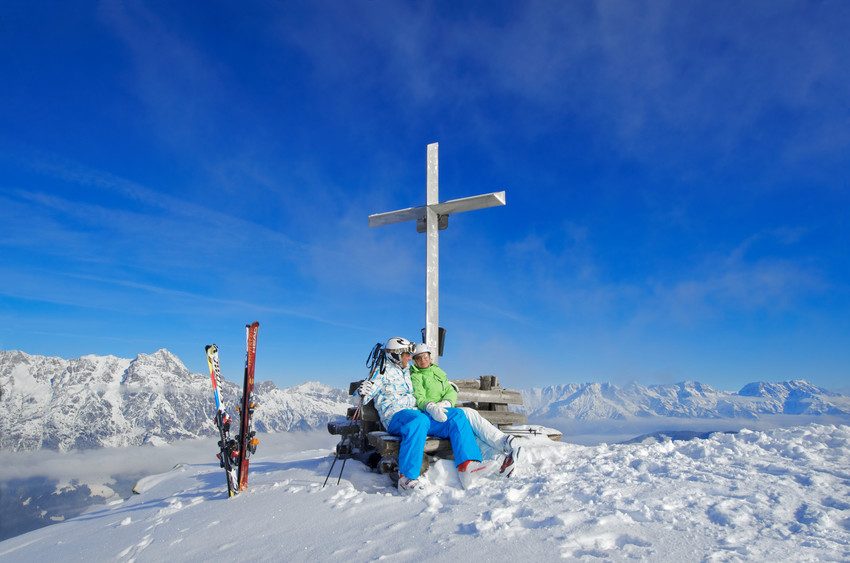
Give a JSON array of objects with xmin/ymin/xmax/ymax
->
[
  {"xmin": 0, "ymin": 349, "xmax": 350, "ymax": 452},
  {"xmin": 520, "ymin": 379, "xmax": 850, "ymax": 420}
]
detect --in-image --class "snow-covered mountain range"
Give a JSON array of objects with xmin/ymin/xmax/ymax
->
[
  {"xmin": 520, "ymin": 380, "xmax": 850, "ymax": 420},
  {"xmin": 3, "ymin": 349, "xmax": 849, "ymax": 453},
  {"xmin": 0, "ymin": 349, "xmax": 351, "ymax": 452}
]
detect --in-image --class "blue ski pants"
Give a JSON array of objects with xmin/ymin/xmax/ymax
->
[{"xmin": 386, "ymin": 408, "xmax": 482, "ymax": 480}]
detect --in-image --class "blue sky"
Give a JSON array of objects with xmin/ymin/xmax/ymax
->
[{"xmin": 1, "ymin": 1, "xmax": 849, "ymax": 392}]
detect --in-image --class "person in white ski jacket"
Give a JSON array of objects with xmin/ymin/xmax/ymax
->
[{"xmin": 357, "ymin": 337, "xmax": 499, "ymax": 492}]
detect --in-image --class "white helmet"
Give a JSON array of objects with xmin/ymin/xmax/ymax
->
[
  {"xmin": 412, "ymin": 343, "xmax": 431, "ymax": 358},
  {"xmin": 384, "ymin": 336, "xmax": 413, "ymax": 364}
]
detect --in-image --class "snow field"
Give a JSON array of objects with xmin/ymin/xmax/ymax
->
[
  {"xmin": 0, "ymin": 424, "xmax": 848, "ymax": 562},
  {"xmin": 506, "ymin": 425, "xmax": 850, "ymax": 560}
]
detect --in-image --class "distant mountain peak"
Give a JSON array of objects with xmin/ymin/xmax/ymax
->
[
  {"xmin": 288, "ymin": 380, "xmax": 338, "ymax": 394},
  {"xmin": 737, "ymin": 379, "xmax": 825, "ymax": 398},
  {"xmin": 147, "ymin": 348, "xmax": 180, "ymax": 359},
  {"xmin": 134, "ymin": 348, "xmax": 187, "ymax": 369}
]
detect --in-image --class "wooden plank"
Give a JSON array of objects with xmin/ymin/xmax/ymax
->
[
  {"xmin": 476, "ymin": 410, "xmax": 527, "ymax": 426},
  {"xmin": 366, "ymin": 431, "xmax": 393, "ymax": 449},
  {"xmin": 363, "ymin": 405, "xmax": 525, "ymax": 425},
  {"xmin": 367, "ymin": 432, "xmax": 451, "ymax": 457},
  {"xmin": 368, "ymin": 423, "xmax": 561, "ymax": 461},
  {"xmin": 451, "ymin": 379, "xmax": 483, "ymax": 390},
  {"xmin": 456, "ymin": 389, "xmax": 523, "ymax": 405}
]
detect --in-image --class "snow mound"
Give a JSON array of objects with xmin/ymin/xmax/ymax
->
[
  {"xmin": 1, "ymin": 424, "xmax": 848, "ymax": 561},
  {"xmin": 132, "ymin": 464, "xmax": 189, "ymax": 495}
]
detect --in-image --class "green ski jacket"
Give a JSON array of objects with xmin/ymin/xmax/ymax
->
[{"xmin": 410, "ymin": 363, "xmax": 458, "ymax": 411}]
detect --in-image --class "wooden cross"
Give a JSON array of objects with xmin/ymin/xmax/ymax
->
[{"xmin": 368, "ymin": 142, "xmax": 506, "ymax": 356}]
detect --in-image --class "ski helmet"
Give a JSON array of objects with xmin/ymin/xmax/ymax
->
[
  {"xmin": 384, "ymin": 336, "xmax": 413, "ymax": 364},
  {"xmin": 412, "ymin": 343, "xmax": 431, "ymax": 358}
]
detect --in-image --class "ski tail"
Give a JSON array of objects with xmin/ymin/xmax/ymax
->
[
  {"xmin": 205, "ymin": 344, "xmax": 223, "ymax": 411},
  {"xmin": 206, "ymin": 344, "xmax": 239, "ymax": 497},
  {"xmin": 237, "ymin": 321, "xmax": 260, "ymax": 491}
]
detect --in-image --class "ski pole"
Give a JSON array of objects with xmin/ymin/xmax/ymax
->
[
  {"xmin": 325, "ymin": 343, "xmax": 384, "ymax": 487},
  {"xmin": 353, "ymin": 343, "xmax": 383, "ymax": 421},
  {"xmin": 336, "ymin": 457, "xmax": 348, "ymax": 485},
  {"xmin": 323, "ymin": 452, "xmax": 340, "ymax": 487},
  {"xmin": 323, "ymin": 435, "xmax": 354, "ymax": 487}
]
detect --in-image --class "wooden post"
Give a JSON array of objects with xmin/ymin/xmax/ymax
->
[
  {"xmin": 493, "ymin": 372, "xmax": 508, "ymax": 411},
  {"xmin": 479, "ymin": 375, "xmax": 492, "ymax": 410}
]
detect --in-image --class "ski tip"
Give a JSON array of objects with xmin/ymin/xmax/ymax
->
[
  {"xmin": 246, "ymin": 321, "xmax": 259, "ymax": 329},
  {"xmin": 205, "ymin": 344, "xmax": 217, "ymax": 353}
]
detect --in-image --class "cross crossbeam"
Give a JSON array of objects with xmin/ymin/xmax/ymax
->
[{"xmin": 367, "ymin": 192, "xmax": 506, "ymax": 228}]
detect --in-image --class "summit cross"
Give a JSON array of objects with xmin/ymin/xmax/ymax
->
[{"xmin": 368, "ymin": 142, "xmax": 506, "ymax": 356}]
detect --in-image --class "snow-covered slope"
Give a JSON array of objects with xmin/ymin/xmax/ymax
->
[
  {"xmin": 1, "ymin": 424, "xmax": 848, "ymax": 561},
  {"xmin": 521, "ymin": 380, "xmax": 850, "ymax": 421},
  {"xmin": 0, "ymin": 350, "xmax": 350, "ymax": 452}
]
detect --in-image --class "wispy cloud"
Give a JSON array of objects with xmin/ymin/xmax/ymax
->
[
  {"xmin": 0, "ymin": 262, "xmax": 372, "ymax": 340},
  {"xmin": 60, "ymin": 271, "xmax": 372, "ymax": 331},
  {"xmin": 22, "ymin": 155, "xmax": 303, "ymax": 252},
  {"xmin": 641, "ymin": 227, "xmax": 826, "ymax": 326},
  {"xmin": 1, "ymin": 149, "xmax": 424, "ymax": 332},
  {"xmin": 96, "ymin": 2, "xmax": 234, "ymax": 154},
  {"xmin": 493, "ymin": 221, "xmax": 825, "ymax": 330},
  {"xmin": 276, "ymin": 1, "xmax": 850, "ymax": 172}
]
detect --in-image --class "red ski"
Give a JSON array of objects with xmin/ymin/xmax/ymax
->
[{"xmin": 236, "ymin": 321, "xmax": 260, "ymax": 491}]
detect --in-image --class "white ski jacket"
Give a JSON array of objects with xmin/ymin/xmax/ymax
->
[{"xmin": 360, "ymin": 360, "xmax": 417, "ymax": 426}]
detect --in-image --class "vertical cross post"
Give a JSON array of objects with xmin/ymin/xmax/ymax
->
[{"xmin": 425, "ymin": 143, "xmax": 439, "ymax": 354}]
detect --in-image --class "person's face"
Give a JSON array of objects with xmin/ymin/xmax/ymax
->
[
  {"xmin": 413, "ymin": 353, "xmax": 431, "ymax": 369},
  {"xmin": 400, "ymin": 351, "xmax": 412, "ymax": 368}
]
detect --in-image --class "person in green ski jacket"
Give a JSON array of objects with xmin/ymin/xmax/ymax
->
[
  {"xmin": 410, "ymin": 356, "xmax": 457, "ymax": 411},
  {"xmin": 409, "ymin": 343, "xmax": 522, "ymax": 475}
]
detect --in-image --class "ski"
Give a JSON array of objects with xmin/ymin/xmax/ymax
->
[
  {"xmin": 205, "ymin": 344, "xmax": 240, "ymax": 497},
  {"xmin": 236, "ymin": 321, "xmax": 260, "ymax": 491}
]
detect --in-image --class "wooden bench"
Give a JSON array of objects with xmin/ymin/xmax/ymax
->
[{"xmin": 334, "ymin": 375, "xmax": 561, "ymax": 480}]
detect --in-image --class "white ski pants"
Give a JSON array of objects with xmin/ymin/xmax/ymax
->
[{"xmin": 459, "ymin": 406, "xmax": 508, "ymax": 454}]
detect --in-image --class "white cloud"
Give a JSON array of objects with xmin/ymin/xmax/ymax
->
[{"xmin": 0, "ymin": 431, "xmax": 336, "ymax": 488}]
